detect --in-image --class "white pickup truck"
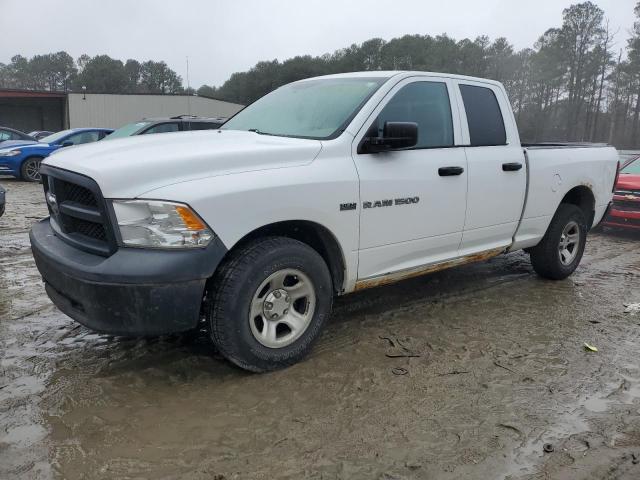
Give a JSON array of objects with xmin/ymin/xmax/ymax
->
[{"xmin": 30, "ymin": 71, "xmax": 619, "ymax": 371}]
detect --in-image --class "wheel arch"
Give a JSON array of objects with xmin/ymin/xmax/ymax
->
[
  {"xmin": 224, "ymin": 220, "xmax": 346, "ymax": 294},
  {"xmin": 559, "ymin": 185, "xmax": 596, "ymax": 227}
]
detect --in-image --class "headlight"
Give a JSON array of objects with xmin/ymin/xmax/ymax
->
[
  {"xmin": 112, "ymin": 200, "xmax": 213, "ymax": 248},
  {"xmin": 0, "ymin": 150, "xmax": 21, "ymax": 157}
]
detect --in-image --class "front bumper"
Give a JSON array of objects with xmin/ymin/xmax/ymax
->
[
  {"xmin": 0, "ymin": 158, "xmax": 21, "ymax": 177},
  {"xmin": 30, "ymin": 218, "xmax": 228, "ymax": 335},
  {"xmin": 602, "ymin": 198, "xmax": 640, "ymax": 230}
]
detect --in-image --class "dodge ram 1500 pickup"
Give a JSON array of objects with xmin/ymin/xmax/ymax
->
[{"xmin": 30, "ymin": 71, "xmax": 619, "ymax": 372}]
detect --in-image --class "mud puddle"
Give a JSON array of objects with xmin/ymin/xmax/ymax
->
[{"xmin": 1, "ymin": 178, "xmax": 640, "ymax": 479}]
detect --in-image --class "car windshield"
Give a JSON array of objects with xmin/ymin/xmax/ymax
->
[
  {"xmin": 622, "ymin": 157, "xmax": 640, "ymax": 174},
  {"xmin": 105, "ymin": 121, "xmax": 152, "ymax": 140},
  {"xmin": 221, "ymin": 77, "xmax": 387, "ymax": 140},
  {"xmin": 40, "ymin": 129, "xmax": 75, "ymax": 144}
]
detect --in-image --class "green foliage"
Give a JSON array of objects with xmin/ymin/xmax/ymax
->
[{"xmin": 0, "ymin": 53, "xmax": 183, "ymax": 95}]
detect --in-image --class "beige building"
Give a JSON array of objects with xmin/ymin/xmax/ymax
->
[
  {"xmin": 0, "ymin": 89, "xmax": 244, "ymax": 132},
  {"xmin": 67, "ymin": 93, "xmax": 243, "ymax": 129}
]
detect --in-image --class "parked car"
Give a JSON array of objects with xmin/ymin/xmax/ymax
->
[
  {"xmin": 603, "ymin": 156, "xmax": 640, "ymax": 230},
  {"xmin": 28, "ymin": 130, "xmax": 55, "ymax": 141},
  {"xmin": 0, "ymin": 126, "xmax": 36, "ymax": 148},
  {"xmin": 30, "ymin": 71, "xmax": 618, "ymax": 372},
  {"xmin": 0, "ymin": 128, "xmax": 113, "ymax": 182},
  {"xmin": 104, "ymin": 115, "xmax": 226, "ymax": 140},
  {"xmin": 0, "ymin": 183, "xmax": 5, "ymax": 217},
  {"xmin": 618, "ymin": 152, "xmax": 639, "ymax": 168}
]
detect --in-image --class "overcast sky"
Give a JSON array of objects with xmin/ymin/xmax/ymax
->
[{"xmin": 1, "ymin": 0, "xmax": 636, "ymax": 88}]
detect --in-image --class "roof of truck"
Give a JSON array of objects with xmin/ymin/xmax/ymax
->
[{"xmin": 296, "ymin": 71, "xmax": 503, "ymax": 87}]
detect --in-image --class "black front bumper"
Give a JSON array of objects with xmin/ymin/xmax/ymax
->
[{"xmin": 30, "ymin": 218, "xmax": 227, "ymax": 336}]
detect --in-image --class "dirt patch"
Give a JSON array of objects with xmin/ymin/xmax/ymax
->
[{"xmin": 1, "ymin": 177, "xmax": 639, "ymax": 479}]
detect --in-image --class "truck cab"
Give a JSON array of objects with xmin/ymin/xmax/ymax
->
[{"xmin": 30, "ymin": 71, "xmax": 618, "ymax": 371}]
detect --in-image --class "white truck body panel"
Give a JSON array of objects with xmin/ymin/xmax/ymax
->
[
  {"xmin": 511, "ymin": 146, "xmax": 618, "ymax": 250},
  {"xmin": 46, "ymin": 130, "xmax": 322, "ymax": 198},
  {"xmin": 44, "ymin": 71, "xmax": 618, "ymax": 294}
]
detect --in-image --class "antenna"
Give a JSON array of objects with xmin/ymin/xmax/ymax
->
[{"xmin": 186, "ymin": 56, "xmax": 192, "ymax": 115}]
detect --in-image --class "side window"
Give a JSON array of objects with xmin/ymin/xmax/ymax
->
[
  {"xmin": 375, "ymin": 81, "xmax": 454, "ymax": 149},
  {"xmin": 67, "ymin": 131, "xmax": 100, "ymax": 145},
  {"xmin": 143, "ymin": 123, "xmax": 180, "ymax": 135},
  {"xmin": 189, "ymin": 122, "xmax": 221, "ymax": 131},
  {"xmin": 0, "ymin": 131, "xmax": 11, "ymax": 141},
  {"xmin": 459, "ymin": 84, "xmax": 507, "ymax": 146}
]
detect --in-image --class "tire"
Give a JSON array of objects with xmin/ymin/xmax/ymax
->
[
  {"xmin": 529, "ymin": 204, "xmax": 588, "ymax": 280},
  {"xmin": 20, "ymin": 157, "xmax": 43, "ymax": 182},
  {"xmin": 207, "ymin": 237, "xmax": 333, "ymax": 372}
]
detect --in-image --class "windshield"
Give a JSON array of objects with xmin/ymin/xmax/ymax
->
[
  {"xmin": 40, "ymin": 129, "xmax": 74, "ymax": 144},
  {"xmin": 221, "ymin": 77, "xmax": 386, "ymax": 140},
  {"xmin": 105, "ymin": 121, "xmax": 152, "ymax": 140},
  {"xmin": 621, "ymin": 157, "xmax": 640, "ymax": 174}
]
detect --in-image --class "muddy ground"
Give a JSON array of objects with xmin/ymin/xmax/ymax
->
[{"xmin": 1, "ymin": 177, "xmax": 639, "ymax": 480}]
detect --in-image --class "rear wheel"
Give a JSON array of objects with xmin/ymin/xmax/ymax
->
[
  {"xmin": 20, "ymin": 157, "xmax": 43, "ymax": 182},
  {"xmin": 529, "ymin": 204, "xmax": 588, "ymax": 280},
  {"xmin": 207, "ymin": 237, "xmax": 333, "ymax": 372}
]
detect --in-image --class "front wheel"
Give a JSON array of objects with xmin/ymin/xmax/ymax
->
[
  {"xmin": 529, "ymin": 204, "xmax": 588, "ymax": 280},
  {"xmin": 207, "ymin": 237, "xmax": 333, "ymax": 372},
  {"xmin": 20, "ymin": 157, "xmax": 43, "ymax": 182}
]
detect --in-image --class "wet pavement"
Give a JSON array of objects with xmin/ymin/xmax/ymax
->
[{"xmin": 1, "ymin": 177, "xmax": 639, "ymax": 480}]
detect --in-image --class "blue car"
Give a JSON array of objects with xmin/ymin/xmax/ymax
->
[{"xmin": 0, "ymin": 128, "xmax": 113, "ymax": 182}]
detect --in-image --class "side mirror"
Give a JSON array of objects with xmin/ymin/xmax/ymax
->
[
  {"xmin": 60, "ymin": 141, "xmax": 74, "ymax": 147},
  {"xmin": 360, "ymin": 121, "xmax": 418, "ymax": 154}
]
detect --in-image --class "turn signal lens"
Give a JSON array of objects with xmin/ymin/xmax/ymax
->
[{"xmin": 176, "ymin": 205, "xmax": 207, "ymax": 231}]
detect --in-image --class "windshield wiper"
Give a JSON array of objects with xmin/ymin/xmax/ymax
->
[{"xmin": 247, "ymin": 128, "xmax": 281, "ymax": 137}]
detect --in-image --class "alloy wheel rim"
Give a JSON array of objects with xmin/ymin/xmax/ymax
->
[
  {"xmin": 25, "ymin": 159, "xmax": 41, "ymax": 181},
  {"xmin": 249, "ymin": 268, "xmax": 316, "ymax": 348},
  {"xmin": 558, "ymin": 221, "xmax": 580, "ymax": 266}
]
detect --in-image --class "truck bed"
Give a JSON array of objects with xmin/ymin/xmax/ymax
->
[{"xmin": 511, "ymin": 144, "xmax": 619, "ymax": 250}]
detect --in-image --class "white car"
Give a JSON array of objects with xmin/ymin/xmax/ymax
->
[{"xmin": 30, "ymin": 71, "xmax": 619, "ymax": 371}]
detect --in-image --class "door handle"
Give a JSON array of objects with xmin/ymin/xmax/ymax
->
[
  {"xmin": 438, "ymin": 166, "xmax": 464, "ymax": 176},
  {"xmin": 502, "ymin": 162, "xmax": 523, "ymax": 172}
]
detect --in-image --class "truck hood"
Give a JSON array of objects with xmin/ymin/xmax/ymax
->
[{"xmin": 43, "ymin": 130, "xmax": 322, "ymax": 198}]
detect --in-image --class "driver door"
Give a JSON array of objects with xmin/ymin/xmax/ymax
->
[{"xmin": 352, "ymin": 77, "xmax": 468, "ymax": 280}]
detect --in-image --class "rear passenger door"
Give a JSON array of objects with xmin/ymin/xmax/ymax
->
[
  {"xmin": 353, "ymin": 77, "xmax": 468, "ymax": 280},
  {"xmin": 455, "ymin": 81, "xmax": 526, "ymax": 255}
]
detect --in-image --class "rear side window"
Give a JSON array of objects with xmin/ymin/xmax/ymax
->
[
  {"xmin": 143, "ymin": 123, "xmax": 180, "ymax": 135},
  {"xmin": 189, "ymin": 122, "xmax": 221, "ymax": 131},
  {"xmin": 459, "ymin": 84, "xmax": 506, "ymax": 146},
  {"xmin": 375, "ymin": 81, "xmax": 454, "ymax": 149}
]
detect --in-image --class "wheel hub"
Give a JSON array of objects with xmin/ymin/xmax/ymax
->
[
  {"xmin": 249, "ymin": 268, "xmax": 316, "ymax": 348},
  {"xmin": 262, "ymin": 289, "xmax": 290, "ymax": 320}
]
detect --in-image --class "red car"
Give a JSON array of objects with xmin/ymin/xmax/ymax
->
[{"xmin": 604, "ymin": 156, "xmax": 640, "ymax": 230}]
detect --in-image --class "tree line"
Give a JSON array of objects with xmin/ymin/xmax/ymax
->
[
  {"xmin": 1, "ymin": 1, "xmax": 639, "ymax": 147},
  {"xmin": 0, "ymin": 53, "xmax": 184, "ymax": 95},
  {"xmin": 199, "ymin": 1, "xmax": 640, "ymax": 148}
]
